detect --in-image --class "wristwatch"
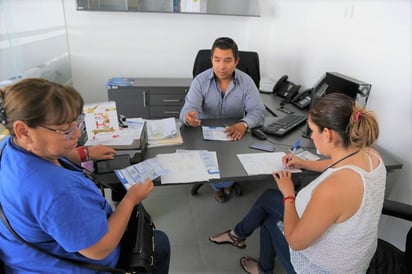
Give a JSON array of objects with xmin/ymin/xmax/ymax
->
[{"xmin": 241, "ymin": 121, "xmax": 248, "ymax": 130}]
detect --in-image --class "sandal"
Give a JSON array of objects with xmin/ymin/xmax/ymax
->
[
  {"xmin": 209, "ymin": 229, "xmax": 246, "ymax": 249},
  {"xmin": 240, "ymin": 256, "xmax": 259, "ymax": 274}
]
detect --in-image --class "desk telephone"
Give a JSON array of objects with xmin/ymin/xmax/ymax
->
[{"xmin": 272, "ymin": 75, "xmax": 312, "ymax": 109}]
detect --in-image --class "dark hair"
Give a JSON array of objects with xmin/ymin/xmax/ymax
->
[
  {"xmin": 309, "ymin": 92, "xmax": 379, "ymax": 148},
  {"xmin": 211, "ymin": 37, "xmax": 239, "ymax": 60},
  {"xmin": 0, "ymin": 78, "xmax": 83, "ymax": 136}
]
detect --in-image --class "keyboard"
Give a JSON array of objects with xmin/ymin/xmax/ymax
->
[{"xmin": 261, "ymin": 114, "xmax": 307, "ymax": 136}]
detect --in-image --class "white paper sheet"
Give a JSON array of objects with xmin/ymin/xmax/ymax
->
[
  {"xmin": 157, "ymin": 151, "xmax": 210, "ymax": 184},
  {"xmin": 176, "ymin": 150, "xmax": 221, "ymax": 179},
  {"xmin": 202, "ymin": 126, "xmax": 231, "ymax": 141},
  {"xmin": 237, "ymin": 152, "xmax": 302, "ymax": 175}
]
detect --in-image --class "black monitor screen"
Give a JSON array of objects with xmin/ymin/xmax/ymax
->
[{"xmin": 302, "ymin": 72, "xmax": 371, "ymax": 138}]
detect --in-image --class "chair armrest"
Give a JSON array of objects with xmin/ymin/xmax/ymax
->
[{"xmin": 382, "ymin": 199, "xmax": 412, "ymax": 222}]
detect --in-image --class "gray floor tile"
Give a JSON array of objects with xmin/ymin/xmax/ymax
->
[{"xmin": 143, "ymin": 179, "xmax": 287, "ymax": 274}]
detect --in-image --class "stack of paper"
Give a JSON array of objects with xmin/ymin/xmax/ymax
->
[
  {"xmin": 146, "ymin": 118, "xmax": 183, "ymax": 148},
  {"xmin": 85, "ymin": 118, "xmax": 146, "ymax": 149}
]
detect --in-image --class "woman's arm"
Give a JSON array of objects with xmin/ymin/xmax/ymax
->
[
  {"xmin": 78, "ymin": 178, "xmax": 154, "ymax": 260},
  {"xmin": 282, "ymin": 153, "xmax": 333, "ymax": 173},
  {"xmin": 275, "ymin": 169, "xmax": 363, "ymax": 250},
  {"xmin": 66, "ymin": 145, "xmax": 116, "ymax": 165}
]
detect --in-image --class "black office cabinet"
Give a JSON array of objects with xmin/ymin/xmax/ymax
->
[
  {"xmin": 107, "ymin": 78, "xmax": 191, "ymax": 119},
  {"xmin": 108, "ymin": 86, "xmax": 149, "ymax": 118}
]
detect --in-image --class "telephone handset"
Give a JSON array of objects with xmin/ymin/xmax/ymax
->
[
  {"xmin": 291, "ymin": 88, "xmax": 312, "ymax": 109},
  {"xmin": 272, "ymin": 75, "xmax": 300, "ymax": 102}
]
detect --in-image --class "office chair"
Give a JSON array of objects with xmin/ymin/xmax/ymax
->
[
  {"xmin": 366, "ymin": 199, "xmax": 412, "ymax": 274},
  {"xmin": 190, "ymin": 49, "xmax": 261, "ymax": 197}
]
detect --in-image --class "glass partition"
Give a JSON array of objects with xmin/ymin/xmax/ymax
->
[
  {"xmin": 76, "ymin": 0, "xmax": 260, "ymax": 17},
  {"xmin": 0, "ymin": 0, "xmax": 72, "ymax": 87}
]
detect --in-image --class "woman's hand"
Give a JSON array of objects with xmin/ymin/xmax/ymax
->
[
  {"xmin": 123, "ymin": 178, "xmax": 154, "ymax": 206},
  {"xmin": 282, "ymin": 153, "xmax": 305, "ymax": 170},
  {"xmin": 87, "ymin": 145, "xmax": 116, "ymax": 161},
  {"xmin": 273, "ymin": 170, "xmax": 295, "ymax": 198}
]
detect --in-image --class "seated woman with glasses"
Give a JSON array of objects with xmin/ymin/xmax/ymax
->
[{"xmin": 0, "ymin": 78, "xmax": 170, "ymax": 273}]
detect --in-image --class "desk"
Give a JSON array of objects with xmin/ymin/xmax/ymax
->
[{"xmin": 97, "ymin": 94, "xmax": 403, "ymax": 198}]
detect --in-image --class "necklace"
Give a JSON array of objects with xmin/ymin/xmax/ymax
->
[{"xmin": 321, "ymin": 149, "xmax": 360, "ymax": 173}]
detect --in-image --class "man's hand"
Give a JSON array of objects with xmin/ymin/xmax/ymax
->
[
  {"xmin": 185, "ymin": 111, "xmax": 201, "ymax": 127},
  {"xmin": 225, "ymin": 122, "xmax": 248, "ymax": 141}
]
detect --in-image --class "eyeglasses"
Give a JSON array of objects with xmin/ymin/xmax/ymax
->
[{"xmin": 39, "ymin": 113, "xmax": 85, "ymax": 141}]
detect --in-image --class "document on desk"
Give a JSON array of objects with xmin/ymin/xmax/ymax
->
[
  {"xmin": 176, "ymin": 150, "xmax": 220, "ymax": 179},
  {"xmin": 156, "ymin": 151, "xmax": 210, "ymax": 184},
  {"xmin": 114, "ymin": 158, "xmax": 169, "ymax": 190},
  {"xmin": 147, "ymin": 117, "xmax": 177, "ymax": 140},
  {"xmin": 146, "ymin": 118, "xmax": 184, "ymax": 147},
  {"xmin": 202, "ymin": 126, "xmax": 231, "ymax": 141},
  {"xmin": 237, "ymin": 152, "xmax": 302, "ymax": 175}
]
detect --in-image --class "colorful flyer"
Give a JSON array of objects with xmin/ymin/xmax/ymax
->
[{"xmin": 83, "ymin": 101, "xmax": 120, "ymax": 141}]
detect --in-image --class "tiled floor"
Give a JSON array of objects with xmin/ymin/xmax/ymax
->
[{"xmin": 143, "ymin": 178, "xmax": 288, "ymax": 274}]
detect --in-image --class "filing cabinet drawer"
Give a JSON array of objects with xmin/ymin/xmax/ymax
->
[
  {"xmin": 149, "ymin": 86, "xmax": 189, "ymax": 95},
  {"xmin": 150, "ymin": 94, "xmax": 185, "ymax": 106},
  {"xmin": 150, "ymin": 106, "xmax": 182, "ymax": 118}
]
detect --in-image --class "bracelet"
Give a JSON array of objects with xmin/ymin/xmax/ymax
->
[
  {"xmin": 283, "ymin": 196, "xmax": 295, "ymax": 205},
  {"xmin": 84, "ymin": 146, "xmax": 89, "ymax": 161},
  {"xmin": 76, "ymin": 146, "xmax": 88, "ymax": 162}
]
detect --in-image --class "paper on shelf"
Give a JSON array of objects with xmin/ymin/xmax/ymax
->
[{"xmin": 237, "ymin": 152, "xmax": 302, "ymax": 176}]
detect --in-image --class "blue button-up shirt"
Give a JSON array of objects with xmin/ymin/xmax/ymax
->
[{"xmin": 180, "ymin": 68, "xmax": 266, "ymax": 128}]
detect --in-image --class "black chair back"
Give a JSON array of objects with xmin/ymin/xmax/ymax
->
[{"xmin": 192, "ymin": 49, "xmax": 261, "ymax": 89}]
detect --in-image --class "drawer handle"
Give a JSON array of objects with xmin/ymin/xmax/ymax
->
[
  {"xmin": 163, "ymin": 111, "xmax": 180, "ymax": 114},
  {"xmin": 163, "ymin": 99, "xmax": 181, "ymax": 102}
]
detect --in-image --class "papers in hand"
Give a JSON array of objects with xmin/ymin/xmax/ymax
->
[
  {"xmin": 237, "ymin": 152, "xmax": 302, "ymax": 176},
  {"xmin": 114, "ymin": 158, "xmax": 169, "ymax": 190},
  {"xmin": 202, "ymin": 126, "xmax": 231, "ymax": 141}
]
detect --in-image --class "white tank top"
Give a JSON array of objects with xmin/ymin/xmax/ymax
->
[{"xmin": 290, "ymin": 151, "xmax": 386, "ymax": 274}]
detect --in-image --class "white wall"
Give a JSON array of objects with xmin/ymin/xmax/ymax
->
[{"xmin": 64, "ymin": 0, "xmax": 411, "ymax": 250}]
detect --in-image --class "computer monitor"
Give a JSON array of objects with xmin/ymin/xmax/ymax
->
[{"xmin": 302, "ymin": 72, "xmax": 372, "ymax": 138}]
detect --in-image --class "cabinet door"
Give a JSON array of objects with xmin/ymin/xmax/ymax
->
[{"xmin": 108, "ymin": 87, "xmax": 149, "ymax": 118}]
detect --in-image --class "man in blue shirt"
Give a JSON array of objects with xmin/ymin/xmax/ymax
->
[{"xmin": 180, "ymin": 37, "xmax": 266, "ymax": 202}]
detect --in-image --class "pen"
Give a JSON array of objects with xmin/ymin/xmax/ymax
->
[
  {"xmin": 289, "ymin": 139, "xmax": 301, "ymax": 161},
  {"xmin": 264, "ymin": 104, "xmax": 278, "ymax": 117}
]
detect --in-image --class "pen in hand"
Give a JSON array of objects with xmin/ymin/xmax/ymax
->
[{"xmin": 286, "ymin": 139, "xmax": 300, "ymax": 167}]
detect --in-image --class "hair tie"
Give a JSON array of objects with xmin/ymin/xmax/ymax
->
[{"xmin": 355, "ymin": 111, "xmax": 361, "ymax": 122}]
